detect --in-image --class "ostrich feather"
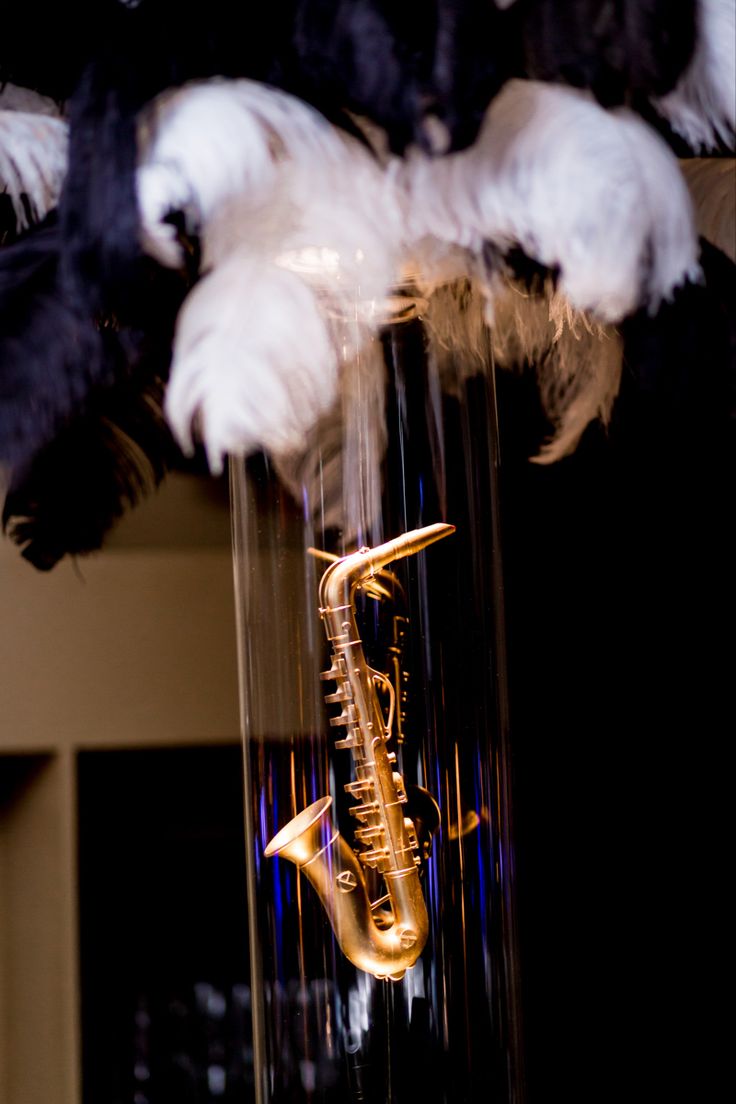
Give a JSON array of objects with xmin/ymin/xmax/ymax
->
[
  {"xmin": 404, "ymin": 80, "xmax": 701, "ymax": 323},
  {"xmin": 422, "ymin": 276, "xmax": 623, "ymax": 463},
  {"xmin": 137, "ymin": 78, "xmax": 361, "ymax": 269},
  {"xmin": 680, "ymin": 158, "xmax": 736, "ymax": 262},
  {"xmin": 519, "ymin": 1, "xmax": 697, "ymax": 105},
  {"xmin": 424, "ymin": 1, "xmax": 520, "ymax": 154},
  {"xmin": 653, "ymin": 0, "xmax": 735, "ymax": 152},
  {"xmin": 138, "ymin": 79, "xmax": 404, "ymax": 471},
  {"xmin": 0, "ymin": 219, "xmax": 106, "ymax": 471},
  {"xmin": 289, "ymin": 0, "xmax": 432, "ymax": 154},
  {"xmin": 0, "ymin": 111, "xmax": 68, "ymax": 229},
  {"xmin": 2, "ymin": 374, "xmax": 181, "ymax": 571},
  {"xmin": 138, "ymin": 79, "xmax": 402, "ymax": 284},
  {"xmin": 163, "ymin": 251, "xmax": 340, "ymax": 475}
]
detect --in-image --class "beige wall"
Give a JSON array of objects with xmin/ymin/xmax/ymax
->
[{"xmin": 0, "ymin": 474, "xmax": 241, "ymax": 1104}]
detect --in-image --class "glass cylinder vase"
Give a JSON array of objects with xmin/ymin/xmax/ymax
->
[{"xmin": 230, "ymin": 283, "xmax": 524, "ymax": 1104}]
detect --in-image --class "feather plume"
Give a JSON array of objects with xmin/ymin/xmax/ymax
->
[
  {"xmin": 502, "ymin": 295, "xmax": 622, "ymax": 464},
  {"xmin": 404, "ymin": 80, "xmax": 701, "ymax": 323},
  {"xmin": 680, "ymin": 158, "xmax": 736, "ymax": 262},
  {"xmin": 422, "ymin": 275, "xmax": 623, "ymax": 462},
  {"xmin": 0, "ymin": 219, "xmax": 107, "ymax": 471},
  {"xmin": 519, "ymin": 0, "xmax": 697, "ymax": 105},
  {"xmin": 138, "ymin": 79, "xmax": 402, "ymax": 283},
  {"xmin": 138, "ymin": 79, "xmax": 404, "ymax": 471},
  {"xmin": 289, "ymin": 0, "xmax": 433, "ymax": 154},
  {"xmin": 2, "ymin": 375, "xmax": 182, "ymax": 571},
  {"xmin": 163, "ymin": 252, "xmax": 339, "ymax": 475},
  {"xmin": 0, "ymin": 111, "xmax": 68, "ymax": 229},
  {"xmin": 652, "ymin": 0, "xmax": 735, "ymax": 152}
]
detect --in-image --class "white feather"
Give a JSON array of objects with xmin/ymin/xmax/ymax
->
[
  {"xmin": 653, "ymin": 0, "xmax": 735, "ymax": 152},
  {"xmin": 138, "ymin": 79, "xmax": 402, "ymax": 291},
  {"xmin": 164, "ymin": 250, "xmax": 339, "ymax": 475},
  {"xmin": 679, "ymin": 157, "xmax": 736, "ymax": 262},
  {"xmin": 139, "ymin": 79, "xmax": 404, "ymax": 470},
  {"xmin": 0, "ymin": 110, "xmax": 68, "ymax": 228},
  {"xmin": 404, "ymin": 80, "xmax": 701, "ymax": 322}
]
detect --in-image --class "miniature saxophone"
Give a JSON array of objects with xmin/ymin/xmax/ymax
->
[{"xmin": 264, "ymin": 523, "xmax": 455, "ymax": 980}]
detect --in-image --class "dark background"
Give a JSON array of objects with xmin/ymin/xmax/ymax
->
[
  {"xmin": 78, "ymin": 746, "xmax": 252, "ymax": 1104},
  {"xmin": 495, "ymin": 320, "xmax": 732, "ymax": 1101}
]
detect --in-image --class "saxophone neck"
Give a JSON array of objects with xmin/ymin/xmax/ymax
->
[{"xmin": 318, "ymin": 523, "xmax": 455, "ymax": 615}]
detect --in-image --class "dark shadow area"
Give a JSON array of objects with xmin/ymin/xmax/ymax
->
[
  {"xmin": 495, "ymin": 341, "xmax": 732, "ymax": 1101},
  {"xmin": 77, "ymin": 745, "xmax": 253, "ymax": 1104}
]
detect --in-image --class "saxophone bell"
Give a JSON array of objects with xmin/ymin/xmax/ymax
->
[{"xmin": 265, "ymin": 796, "xmax": 426, "ymax": 981}]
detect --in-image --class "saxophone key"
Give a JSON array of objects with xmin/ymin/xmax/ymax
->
[
  {"xmin": 324, "ymin": 684, "xmax": 352, "ymax": 704},
  {"xmin": 334, "ymin": 728, "xmax": 361, "ymax": 750},
  {"xmin": 391, "ymin": 773, "xmax": 408, "ymax": 803},
  {"xmin": 354, "ymin": 825, "xmax": 385, "ymax": 844},
  {"xmin": 329, "ymin": 704, "xmax": 357, "ymax": 727},
  {"xmin": 320, "ymin": 656, "xmax": 345, "ymax": 681},
  {"xmin": 404, "ymin": 819, "xmax": 421, "ymax": 853},
  {"xmin": 349, "ymin": 802, "xmax": 380, "ymax": 820},
  {"xmin": 344, "ymin": 779, "xmax": 374, "ymax": 798},
  {"xmin": 358, "ymin": 847, "xmax": 390, "ymax": 868}
]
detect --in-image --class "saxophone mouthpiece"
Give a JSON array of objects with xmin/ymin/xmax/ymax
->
[{"xmin": 388, "ymin": 522, "xmax": 456, "ymax": 560}]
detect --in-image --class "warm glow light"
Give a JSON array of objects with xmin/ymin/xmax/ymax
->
[{"xmin": 275, "ymin": 246, "xmax": 342, "ymax": 275}]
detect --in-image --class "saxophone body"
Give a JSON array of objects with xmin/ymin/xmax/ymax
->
[{"xmin": 264, "ymin": 523, "xmax": 454, "ymax": 981}]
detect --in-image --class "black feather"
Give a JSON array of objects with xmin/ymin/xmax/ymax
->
[
  {"xmin": 0, "ymin": 216, "xmax": 108, "ymax": 472},
  {"xmin": 518, "ymin": 0, "xmax": 697, "ymax": 106},
  {"xmin": 0, "ymin": 255, "xmax": 189, "ymax": 570},
  {"xmin": 2, "ymin": 373, "xmax": 182, "ymax": 570}
]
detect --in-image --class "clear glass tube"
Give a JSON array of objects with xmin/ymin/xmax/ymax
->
[{"xmin": 230, "ymin": 286, "xmax": 524, "ymax": 1104}]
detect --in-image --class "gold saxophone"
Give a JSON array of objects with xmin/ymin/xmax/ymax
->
[{"xmin": 264, "ymin": 523, "xmax": 455, "ymax": 981}]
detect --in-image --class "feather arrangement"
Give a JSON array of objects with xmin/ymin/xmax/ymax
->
[{"xmin": 0, "ymin": 8, "xmax": 733, "ymax": 568}]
